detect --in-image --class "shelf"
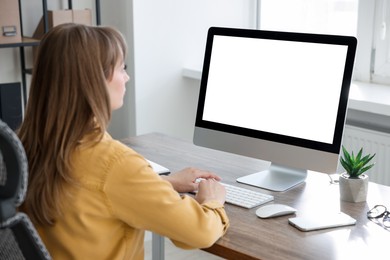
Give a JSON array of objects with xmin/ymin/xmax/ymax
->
[
  {"xmin": 0, "ymin": 0, "xmax": 45, "ymax": 110},
  {"xmin": 1, "ymin": 0, "xmax": 101, "ymax": 110},
  {"xmin": 0, "ymin": 37, "xmax": 40, "ymax": 48}
]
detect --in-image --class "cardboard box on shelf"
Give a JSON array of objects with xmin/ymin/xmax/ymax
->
[
  {"xmin": 0, "ymin": 0, "xmax": 22, "ymax": 44},
  {"xmin": 32, "ymin": 9, "xmax": 92, "ymax": 59},
  {"xmin": 33, "ymin": 9, "xmax": 93, "ymax": 40}
]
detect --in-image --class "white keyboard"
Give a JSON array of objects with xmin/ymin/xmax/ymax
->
[{"xmin": 222, "ymin": 183, "xmax": 274, "ymax": 209}]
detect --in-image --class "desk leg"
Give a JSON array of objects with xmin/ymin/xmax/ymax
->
[{"xmin": 152, "ymin": 233, "xmax": 165, "ymax": 260}]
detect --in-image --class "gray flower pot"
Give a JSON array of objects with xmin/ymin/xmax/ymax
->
[{"xmin": 339, "ymin": 173, "xmax": 369, "ymax": 202}]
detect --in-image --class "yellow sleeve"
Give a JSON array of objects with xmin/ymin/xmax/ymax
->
[{"xmin": 104, "ymin": 150, "xmax": 229, "ymax": 249}]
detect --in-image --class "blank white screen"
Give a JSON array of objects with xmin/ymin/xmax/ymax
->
[{"xmin": 202, "ymin": 35, "xmax": 348, "ymax": 144}]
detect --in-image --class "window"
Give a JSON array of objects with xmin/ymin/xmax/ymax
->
[
  {"xmin": 258, "ymin": 0, "xmax": 389, "ymax": 86},
  {"xmin": 372, "ymin": 0, "xmax": 390, "ymax": 84},
  {"xmin": 259, "ymin": 0, "xmax": 358, "ymax": 36}
]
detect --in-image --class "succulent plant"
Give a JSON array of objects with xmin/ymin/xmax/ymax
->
[{"xmin": 339, "ymin": 146, "xmax": 376, "ymax": 178}]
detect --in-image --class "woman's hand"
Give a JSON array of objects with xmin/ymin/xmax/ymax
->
[
  {"xmin": 162, "ymin": 167, "xmax": 226, "ymax": 205},
  {"xmin": 195, "ymin": 178, "xmax": 226, "ymax": 205},
  {"xmin": 162, "ymin": 167, "xmax": 221, "ymax": 193}
]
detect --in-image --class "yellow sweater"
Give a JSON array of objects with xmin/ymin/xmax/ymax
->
[{"xmin": 37, "ymin": 133, "xmax": 229, "ymax": 259}]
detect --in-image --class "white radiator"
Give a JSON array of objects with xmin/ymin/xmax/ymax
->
[{"xmin": 341, "ymin": 125, "xmax": 390, "ymax": 186}]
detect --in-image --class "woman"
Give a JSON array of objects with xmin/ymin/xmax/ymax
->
[{"xmin": 18, "ymin": 23, "xmax": 229, "ymax": 259}]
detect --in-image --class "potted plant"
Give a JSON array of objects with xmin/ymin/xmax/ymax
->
[{"xmin": 339, "ymin": 146, "xmax": 376, "ymax": 202}]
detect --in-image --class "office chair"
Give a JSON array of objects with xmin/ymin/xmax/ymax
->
[{"xmin": 0, "ymin": 120, "xmax": 51, "ymax": 260}]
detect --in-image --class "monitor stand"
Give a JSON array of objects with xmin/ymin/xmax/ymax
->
[{"xmin": 236, "ymin": 163, "xmax": 307, "ymax": 192}]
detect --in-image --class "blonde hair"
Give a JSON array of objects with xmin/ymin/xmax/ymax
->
[{"xmin": 18, "ymin": 23, "xmax": 127, "ymax": 226}]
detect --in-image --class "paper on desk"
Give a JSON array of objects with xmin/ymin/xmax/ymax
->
[{"xmin": 146, "ymin": 159, "xmax": 170, "ymax": 175}]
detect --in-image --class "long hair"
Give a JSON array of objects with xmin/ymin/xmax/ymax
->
[{"xmin": 18, "ymin": 23, "xmax": 127, "ymax": 226}]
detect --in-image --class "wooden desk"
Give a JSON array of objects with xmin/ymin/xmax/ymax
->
[{"xmin": 123, "ymin": 133, "xmax": 390, "ymax": 260}]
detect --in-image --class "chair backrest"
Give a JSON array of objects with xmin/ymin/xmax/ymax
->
[{"xmin": 0, "ymin": 120, "xmax": 51, "ymax": 260}]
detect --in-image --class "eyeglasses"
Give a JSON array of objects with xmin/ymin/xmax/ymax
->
[{"xmin": 367, "ymin": 205, "xmax": 390, "ymax": 228}]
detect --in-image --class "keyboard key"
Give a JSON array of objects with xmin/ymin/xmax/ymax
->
[{"xmin": 221, "ymin": 183, "xmax": 274, "ymax": 209}]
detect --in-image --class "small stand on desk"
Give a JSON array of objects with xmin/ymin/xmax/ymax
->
[{"xmin": 236, "ymin": 163, "xmax": 307, "ymax": 192}]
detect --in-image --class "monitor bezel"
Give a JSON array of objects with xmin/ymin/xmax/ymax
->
[{"xmin": 195, "ymin": 27, "xmax": 357, "ymax": 155}]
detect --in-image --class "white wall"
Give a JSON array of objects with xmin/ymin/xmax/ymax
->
[
  {"xmin": 99, "ymin": 0, "xmax": 137, "ymax": 139},
  {"xmin": 132, "ymin": 0, "xmax": 256, "ymax": 140}
]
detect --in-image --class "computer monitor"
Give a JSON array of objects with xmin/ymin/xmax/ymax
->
[{"xmin": 193, "ymin": 27, "xmax": 357, "ymax": 191}]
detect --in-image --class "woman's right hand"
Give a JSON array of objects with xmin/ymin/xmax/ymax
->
[{"xmin": 195, "ymin": 178, "xmax": 226, "ymax": 205}]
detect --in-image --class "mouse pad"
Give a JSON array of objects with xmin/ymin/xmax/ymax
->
[{"xmin": 288, "ymin": 212, "xmax": 356, "ymax": 232}]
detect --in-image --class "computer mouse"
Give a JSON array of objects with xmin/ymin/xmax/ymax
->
[{"xmin": 256, "ymin": 204, "xmax": 297, "ymax": 219}]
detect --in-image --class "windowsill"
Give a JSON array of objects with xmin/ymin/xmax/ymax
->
[
  {"xmin": 348, "ymin": 81, "xmax": 390, "ymax": 117},
  {"xmin": 182, "ymin": 67, "xmax": 390, "ymax": 117},
  {"xmin": 182, "ymin": 67, "xmax": 202, "ymax": 80}
]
